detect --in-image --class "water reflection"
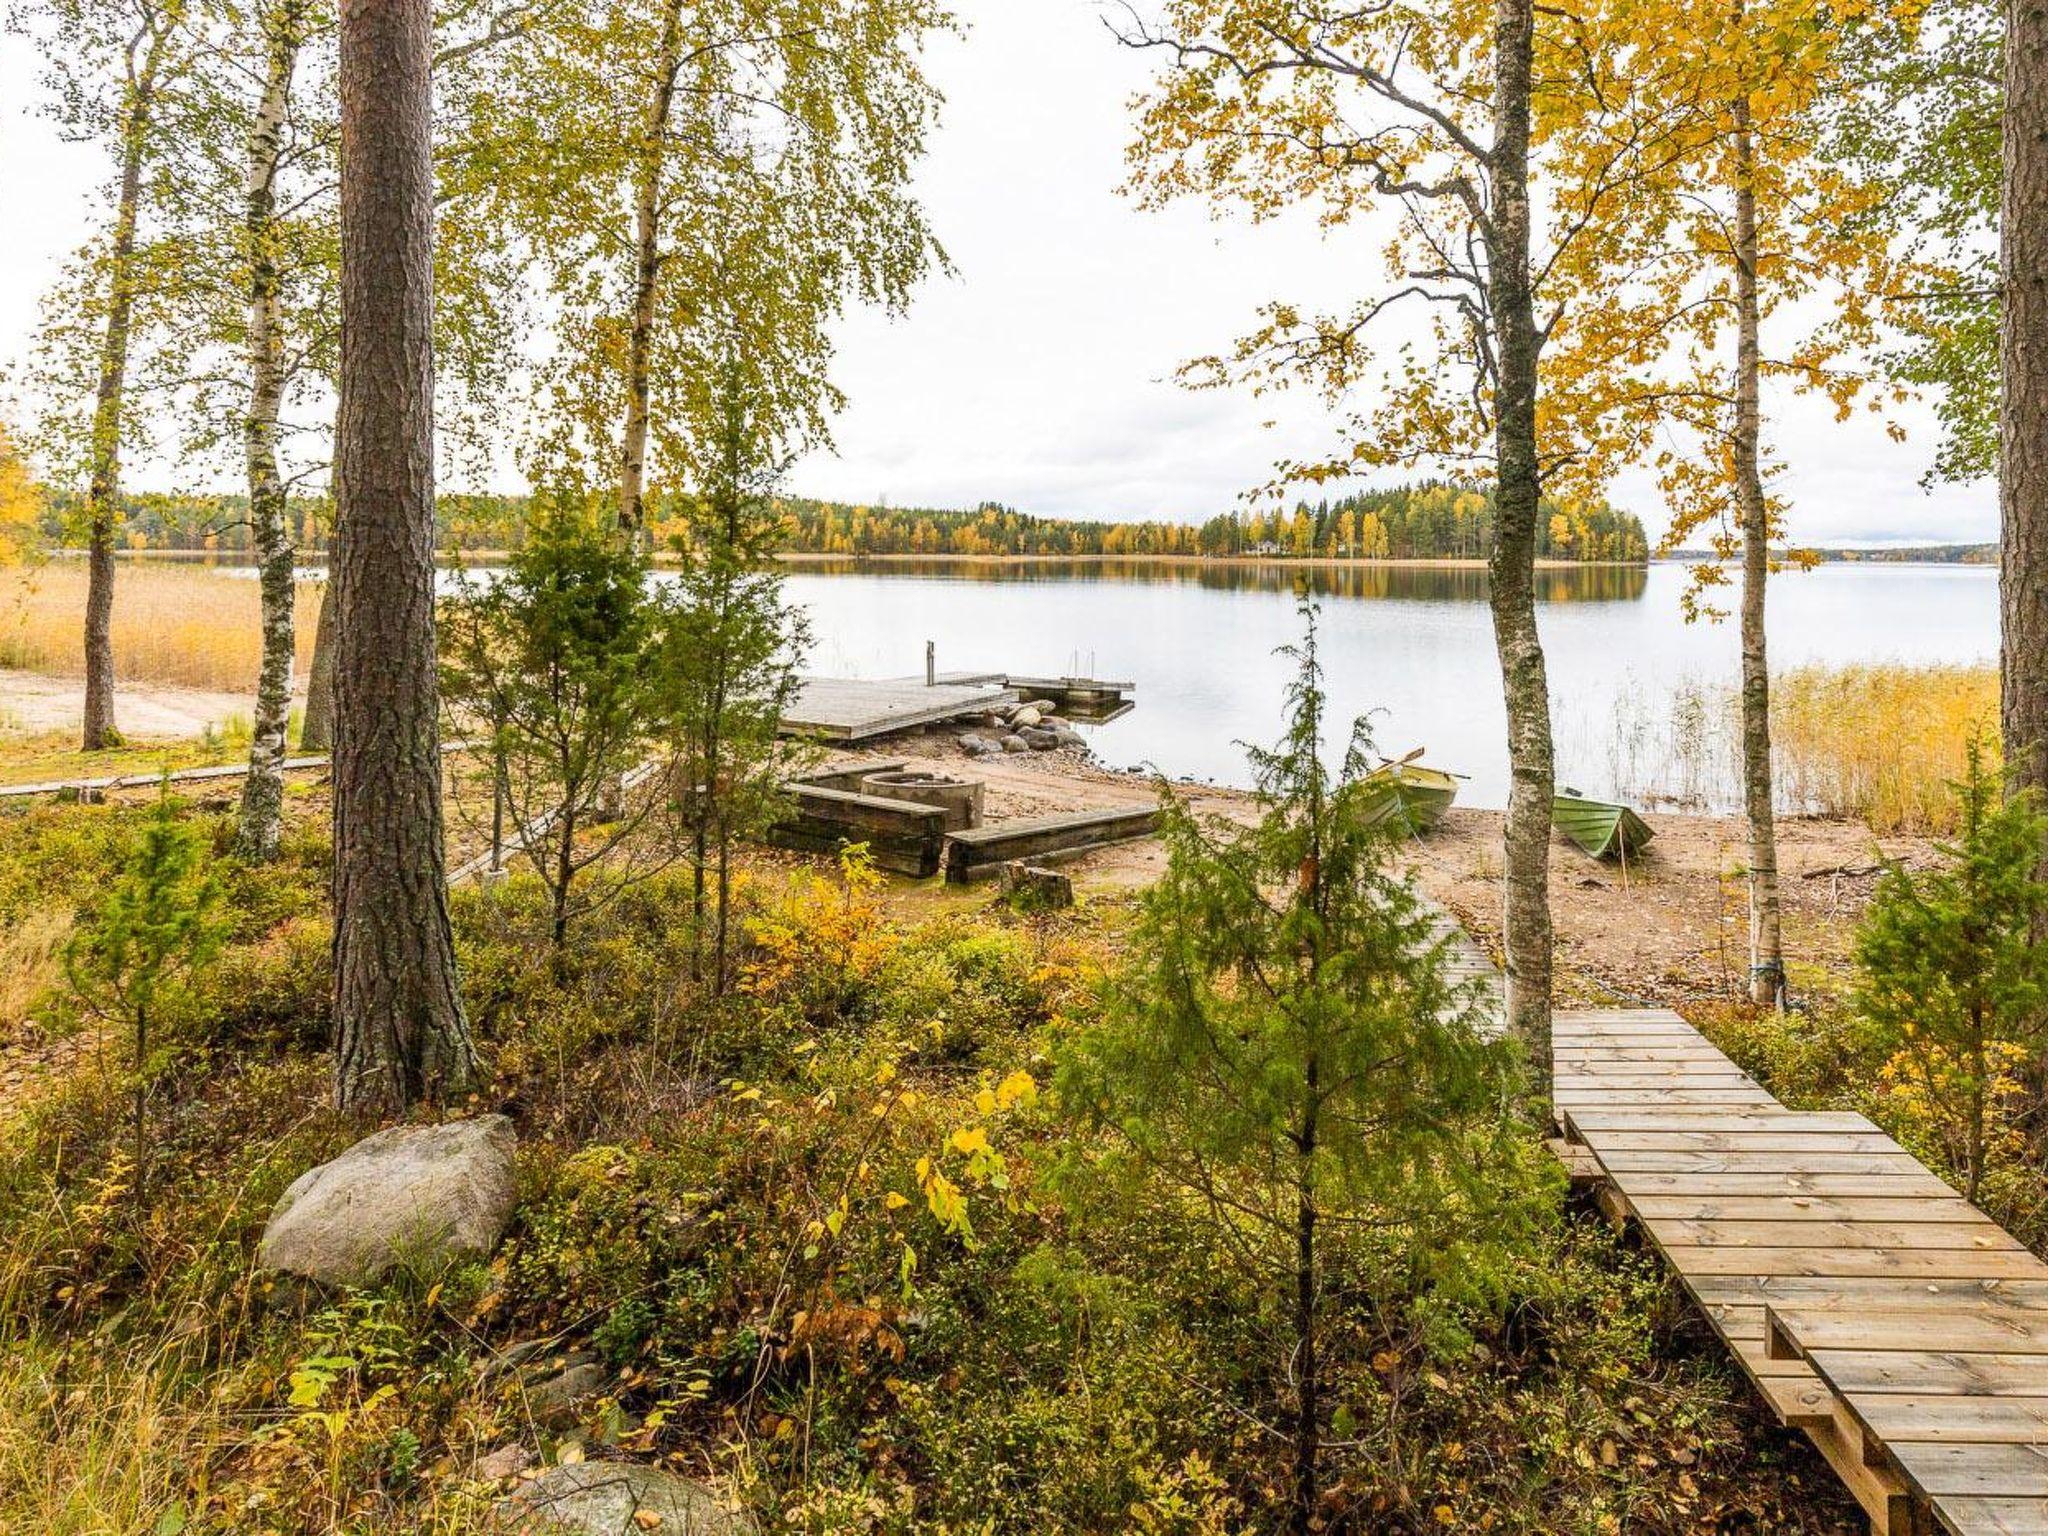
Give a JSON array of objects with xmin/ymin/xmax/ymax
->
[{"xmin": 780, "ymin": 557, "xmax": 1650, "ymax": 604}]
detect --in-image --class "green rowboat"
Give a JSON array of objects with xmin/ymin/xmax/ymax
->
[
  {"xmin": 1363, "ymin": 754, "xmax": 1460, "ymax": 833},
  {"xmin": 1552, "ymin": 787, "xmax": 1654, "ymax": 859}
]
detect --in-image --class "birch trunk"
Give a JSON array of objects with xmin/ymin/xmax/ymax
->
[
  {"xmin": 1487, "ymin": 0, "xmax": 1555, "ymax": 1094},
  {"xmin": 2002, "ymin": 0, "xmax": 2048, "ymax": 837},
  {"xmin": 81, "ymin": 27, "xmax": 170, "ymax": 750},
  {"xmin": 1730, "ymin": 99, "xmax": 1785, "ymax": 1007},
  {"xmin": 615, "ymin": 0, "xmax": 685, "ymax": 537},
  {"xmin": 331, "ymin": 0, "xmax": 476, "ymax": 1115},
  {"xmin": 235, "ymin": 7, "xmax": 305, "ymax": 862}
]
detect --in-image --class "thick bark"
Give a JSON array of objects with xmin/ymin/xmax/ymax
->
[
  {"xmin": 81, "ymin": 29, "xmax": 168, "ymax": 751},
  {"xmin": 1730, "ymin": 101, "xmax": 1785, "ymax": 1008},
  {"xmin": 300, "ymin": 581, "xmax": 337, "ymax": 751},
  {"xmin": 331, "ymin": 0, "xmax": 476, "ymax": 1116},
  {"xmin": 2003, "ymin": 0, "xmax": 2048, "ymax": 824},
  {"xmin": 1486, "ymin": 0, "xmax": 1555, "ymax": 1094},
  {"xmin": 615, "ymin": 0, "xmax": 686, "ymax": 536},
  {"xmin": 235, "ymin": 8, "xmax": 305, "ymax": 863}
]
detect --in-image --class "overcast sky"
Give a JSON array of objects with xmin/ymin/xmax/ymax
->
[{"xmin": 0, "ymin": 0, "xmax": 2000, "ymax": 544}]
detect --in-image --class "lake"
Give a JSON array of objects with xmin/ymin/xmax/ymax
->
[{"xmin": 776, "ymin": 558, "xmax": 1999, "ymax": 809}]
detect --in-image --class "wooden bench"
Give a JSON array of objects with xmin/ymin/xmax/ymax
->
[
  {"xmin": 942, "ymin": 805, "xmax": 1159, "ymax": 884},
  {"xmin": 765, "ymin": 781, "xmax": 949, "ymax": 878}
]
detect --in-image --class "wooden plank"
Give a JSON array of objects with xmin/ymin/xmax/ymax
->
[
  {"xmin": 1646, "ymin": 1219, "xmax": 2020, "ymax": 1252},
  {"xmin": 1773, "ymin": 1309, "xmax": 2048, "ymax": 1357},
  {"xmin": 1557, "ymin": 1097, "xmax": 1778, "ymax": 1111},
  {"xmin": 1887, "ymin": 1440, "xmax": 2048, "ymax": 1498},
  {"xmin": 784, "ymin": 783, "xmax": 951, "ymax": 836},
  {"xmin": 1614, "ymin": 1172, "xmax": 1962, "ymax": 1198},
  {"xmin": 1595, "ymin": 1150, "xmax": 1936, "ymax": 1174},
  {"xmin": 1632, "ymin": 1196, "xmax": 1996, "ymax": 1224},
  {"xmin": 1693, "ymin": 1278, "xmax": 2048, "ymax": 1310},
  {"xmin": 1584, "ymin": 1131, "xmax": 1905, "ymax": 1153},
  {"xmin": 1569, "ymin": 1110, "xmax": 1878, "ymax": 1132},
  {"xmin": 1856, "ymin": 1398, "xmax": 2048, "ymax": 1446},
  {"xmin": 944, "ymin": 806, "xmax": 1160, "ymax": 882},
  {"xmin": 1926, "ymin": 1496, "xmax": 2048, "ymax": 1534},
  {"xmin": 1665, "ymin": 1248, "xmax": 2048, "ymax": 1279},
  {"xmin": 1557, "ymin": 1065, "xmax": 1759, "ymax": 1080}
]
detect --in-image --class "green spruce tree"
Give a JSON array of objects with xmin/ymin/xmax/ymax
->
[
  {"xmin": 1856, "ymin": 736, "xmax": 2048, "ymax": 1202},
  {"xmin": 1056, "ymin": 599, "xmax": 1526, "ymax": 1533},
  {"xmin": 63, "ymin": 788, "xmax": 227, "ymax": 1203}
]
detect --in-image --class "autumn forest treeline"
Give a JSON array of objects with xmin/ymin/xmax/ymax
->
[{"xmin": 36, "ymin": 481, "xmax": 1651, "ymax": 564}]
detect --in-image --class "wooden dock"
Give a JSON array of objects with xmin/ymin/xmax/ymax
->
[
  {"xmin": 1556, "ymin": 1007, "xmax": 2048, "ymax": 1535},
  {"xmin": 780, "ymin": 677, "xmax": 1017, "ymax": 741}
]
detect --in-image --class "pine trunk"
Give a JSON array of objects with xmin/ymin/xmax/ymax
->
[
  {"xmin": 1486, "ymin": 0, "xmax": 1555, "ymax": 1094},
  {"xmin": 81, "ymin": 42, "xmax": 163, "ymax": 751},
  {"xmin": 2002, "ymin": 0, "xmax": 2048, "ymax": 832},
  {"xmin": 235, "ymin": 9, "xmax": 304, "ymax": 863},
  {"xmin": 331, "ymin": 0, "xmax": 476, "ymax": 1116},
  {"xmin": 616, "ymin": 0, "xmax": 686, "ymax": 537},
  {"xmin": 1730, "ymin": 100, "xmax": 1785, "ymax": 1007},
  {"xmin": 300, "ymin": 583, "xmax": 337, "ymax": 751}
]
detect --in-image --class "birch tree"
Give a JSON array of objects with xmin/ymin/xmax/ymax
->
[
  {"xmin": 478, "ymin": 0, "xmax": 947, "ymax": 538},
  {"xmin": 145, "ymin": 0, "xmax": 531, "ymax": 856},
  {"xmin": 1548, "ymin": 0, "xmax": 1907, "ymax": 1005},
  {"xmin": 18, "ymin": 0, "xmax": 199, "ymax": 749},
  {"xmin": 1112, "ymin": 0, "xmax": 1682, "ymax": 1088}
]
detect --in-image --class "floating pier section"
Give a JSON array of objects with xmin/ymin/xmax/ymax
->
[{"xmin": 779, "ymin": 667, "xmax": 1134, "ymax": 742}]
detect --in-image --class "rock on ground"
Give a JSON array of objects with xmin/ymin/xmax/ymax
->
[
  {"xmin": 259, "ymin": 1115, "xmax": 518, "ymax": 1286},
  {"xmin": 499, "ymin": 1462, "xmax": 754, "ymax": 1535}
]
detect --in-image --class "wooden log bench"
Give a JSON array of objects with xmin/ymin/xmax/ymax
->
[
  {"xmin": 765, "ymin": 781, "xmax": 949, "ymax": 878},
  {"xmin": 942, "ymin": 804, "xmax": 1159, "ymax": 884}
]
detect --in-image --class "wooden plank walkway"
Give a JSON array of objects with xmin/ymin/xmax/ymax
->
[{"xmin": 1556, "ymin": 1006, "xmax": 2048, "ymax": 1535}]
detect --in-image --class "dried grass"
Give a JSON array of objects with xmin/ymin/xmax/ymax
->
[
  {"xmin": 0, "ymin": 562, "xmax": 321, "ymax": 694},
  {"xmin": 1772, "ymin": 662, "xmax": 2000, "ymax": 835}
]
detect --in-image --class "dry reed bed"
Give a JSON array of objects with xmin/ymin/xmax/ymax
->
[
  {"xmin": 0, "ymin": 563, "xmax": 321, "ymax": 694},
  {"xmin": 1772, "ymin": 662, "xmax": 2001, "ymax": 834}
]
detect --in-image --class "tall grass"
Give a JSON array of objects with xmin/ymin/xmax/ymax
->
[
  {"xmin": 0, "ymin": 562, "xmax": 322, "ymax": 693},
  {"xmin": 1600, "ymin": 661, "xmax": 1999, "ymax": 834},
  {"xmin": 1772, "ymin": 662, "xmax": 2000, "ymax": 835}
]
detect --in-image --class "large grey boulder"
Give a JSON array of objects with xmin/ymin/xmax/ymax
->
[
  {"xmin": 500, "ymin": 1463, "xmax": 754, "ymax": 1535},
  {"xmin": 260, "ymin": 1115, "xmax": 518, "ymax": 1285}
]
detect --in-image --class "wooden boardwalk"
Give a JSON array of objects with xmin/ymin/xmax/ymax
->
[
  {"xmin": 1556, "ymin": 1007, "xmax": 2048, "ymax": 1536},
  {"xmin": 780, "ymin": 677, "xmax": 1017, "ymax": 741}
]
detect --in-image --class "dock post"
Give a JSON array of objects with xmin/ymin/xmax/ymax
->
[{"xmin": 925, "ymin": 640, "xmax": 936, "ymax": 687}]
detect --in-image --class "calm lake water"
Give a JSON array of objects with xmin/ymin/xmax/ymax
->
[{"xmin": 776, "ymin": 559, "xmax": 1999, "ymax": 809}]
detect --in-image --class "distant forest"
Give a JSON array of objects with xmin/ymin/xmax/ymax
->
[{"xmin": 48, "ymin": 481, "xmax": 1651, "ymax": 563}]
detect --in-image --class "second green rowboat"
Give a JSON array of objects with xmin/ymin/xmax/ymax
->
[{"xmin": 1552, "ymin": 788, "xmax": 1654, "ymax": 859}]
